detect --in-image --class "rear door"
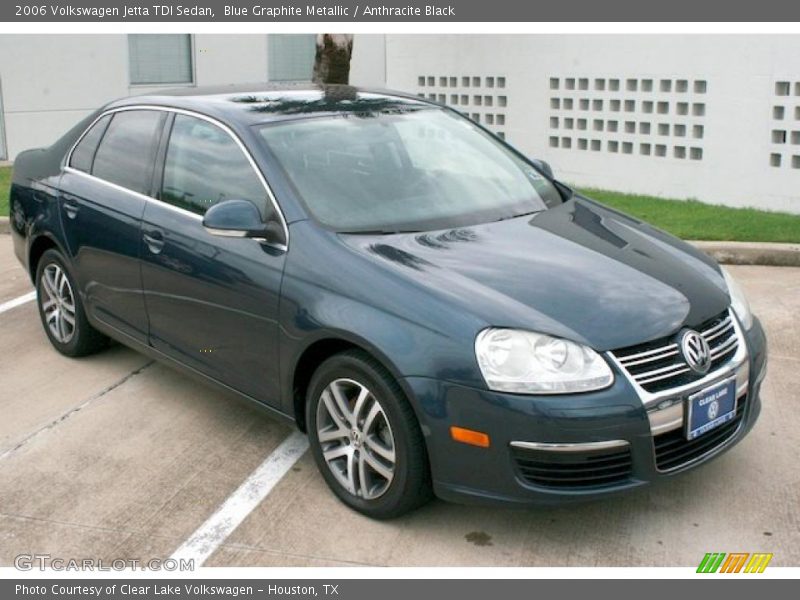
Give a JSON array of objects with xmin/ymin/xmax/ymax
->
[
  {"xmin": 140, "ymin": 112, "xmax": 286, "ymax": 406},
  {"xmin": 60, "ymin": 108, "xmax": 166, "ymax": 342}
]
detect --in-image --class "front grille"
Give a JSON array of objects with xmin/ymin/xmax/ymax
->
[
  {"xmin": 612, "ymin": 310, "xmax": 739, "ymax": 394},
  {"xmin": 512, "ymin": 445, "xmax": 632, "ymax": 489},
  {"xmin": 653, "ymin": 395, "xmax": 747, "ymax": 471}
]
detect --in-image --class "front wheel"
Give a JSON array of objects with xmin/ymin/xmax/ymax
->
[{"xmin": 306, "ymin": 350, "xmax": 432, "ymax": 519}]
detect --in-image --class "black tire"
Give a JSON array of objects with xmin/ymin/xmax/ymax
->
[
  {"xmin": 306, "ymin": 349, "xmax": 432, "ymax": 519},
  {"xmin": 35, "ymin": 248, "xmax": 108, "ymax": 357}
]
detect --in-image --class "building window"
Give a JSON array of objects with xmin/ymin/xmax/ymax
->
[
  {"xmin": 129, "ymin": 34, "xmax": 193, "ymax": 85},
  {"xmin": 268, "ymin": 34, "xmax": 316, "ymax": 82}
]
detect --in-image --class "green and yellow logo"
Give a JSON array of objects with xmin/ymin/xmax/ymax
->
[{"xmin": 697, "ymin": 552, "xmax": 773, "ymax": 573}]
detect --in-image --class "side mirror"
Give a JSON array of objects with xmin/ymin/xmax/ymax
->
[
  {"xmin": 203, "ymin": 199, "xmax": 285, "ymax": 246},
  {"xmin": 529, "ymin": 158, "xmax": 554, "ymax": 179}
]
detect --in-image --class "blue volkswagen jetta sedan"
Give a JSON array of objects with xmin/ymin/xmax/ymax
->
[{"xmin": 9, "ymin": 85, "xmax": 767, "ymax": 518}]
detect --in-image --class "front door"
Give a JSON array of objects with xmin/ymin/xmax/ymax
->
[{"xmin": 140, "ymin": 112, "xmax": 286, "ymax": 406}]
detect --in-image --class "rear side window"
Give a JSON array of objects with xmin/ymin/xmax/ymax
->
[
  {"xmin": 160, "ymin": 114, "xmax": 268, "ymax": 217},
  {"xmin": 92, "ymin": 110, "xmax": 164, "ymax": 195},
  {"xmin": 69, "ymin": 114, "xmax": 112, "ymax": 173}
]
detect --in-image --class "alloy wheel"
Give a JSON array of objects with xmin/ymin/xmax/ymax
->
[
  {"xmin": 316, "ymin": 378, "xmax": 396, "ymax": 500},
  {"xmin": 40, "ymin": 263, "xmax": 76, "ymax": 344}
]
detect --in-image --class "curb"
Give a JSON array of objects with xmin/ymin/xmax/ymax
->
[
  {"xmin": 690, "ymin": 240, "xmax": 800, "ymax": 268},
  {"xmin": 0, "ymin": 216, "xmax": 796, "ymax": 266}
]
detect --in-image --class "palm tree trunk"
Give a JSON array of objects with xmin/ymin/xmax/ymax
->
[{"xmin": 312, "ymin": 34, "xmax": 354, "ymax": 85}]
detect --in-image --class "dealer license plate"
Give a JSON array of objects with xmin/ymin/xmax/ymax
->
[{"xmin": 685, "ymin": 378, "xmax": 737, "ymax": 441}]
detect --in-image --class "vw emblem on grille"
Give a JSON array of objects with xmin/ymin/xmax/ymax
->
[{"xmin": 679, "ymin": 329, "xmax": 711, "ymax": 374}]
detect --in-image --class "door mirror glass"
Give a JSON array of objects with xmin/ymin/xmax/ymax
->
[{"xmin": 202, "ymin": 199, "xmax": 267, "ymax": 238}]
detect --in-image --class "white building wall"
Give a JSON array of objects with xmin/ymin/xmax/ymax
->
[
  {"xmin": 384, "ymin": 34, "xmax": 800, "ymax": 214},
  {"xmin": 0, "ymin": 35, "xmax": 128, "ymax": 159},
  {"xmin": 0, "ymin": 34, "xmax": 385, "ymax": 160},
  {"xmin": 194, "ymin": 35, "xmax": 269, "ymax": 86},
  {"xmin": 349, "ymin": 34, "xmax": 387, "ymax": 88},
  {"xmin": 2, "ymin": 33, "xmax": 798, "ymax": 214}
]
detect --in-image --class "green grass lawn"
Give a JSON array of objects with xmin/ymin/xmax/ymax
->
[
  {"xmin": 580, "ymin": 188, "xmax": 800, "ymax": 243},
  {"xmin": 0, "ymin": 165, "xmax": 10, "ymax": 217},
  {"xmin": 0, "ymin": 165, "xmax": 798, "ymax": 242}
]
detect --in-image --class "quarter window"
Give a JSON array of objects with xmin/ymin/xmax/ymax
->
[
  {"xmin": 92, "ymin": 110, "xmax": 164, "ymax": 195},
  {"xmin": 161, "ymin": 114, "xmax": 269, "ymax": 217},
  {"xmin": 69, "ymin": 114, "xmax": 112, "ymax": 173}
]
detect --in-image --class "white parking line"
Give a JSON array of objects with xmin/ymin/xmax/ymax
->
[
  {"xmin": 0, "ymin": 291, "xmax": 36, "ymax": 315},
  {"xmin": 170, "ymin": 431, "xmax": 309, "ymax": 567}
]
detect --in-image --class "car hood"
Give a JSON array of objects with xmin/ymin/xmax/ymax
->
[{"xmin": 339, "ymin": 197, "xmax": 731, "ymax": 351}]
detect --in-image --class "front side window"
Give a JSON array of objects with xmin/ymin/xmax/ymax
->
[
  {"xmin": 92, "ymin": 110, "xmax": 164, "ymax": 195},
  {"xmin": 69, "ymin": 114, "xmax": 112, "ymax": 173},
  {"xmin": 129, "ymin": 34, "xmax": 193, "ymax": 85},
  {"xmin": 258, "ymin": 108, "xmax": 562, "ymax": 233},
  {"xmin": 161, "ymin": 114, "xmax": 269, "ymax": 217}
]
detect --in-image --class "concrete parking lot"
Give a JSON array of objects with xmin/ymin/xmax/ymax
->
[{"xmin": 0, "ymin": 234, "xmax": 798, "ymax": 568}]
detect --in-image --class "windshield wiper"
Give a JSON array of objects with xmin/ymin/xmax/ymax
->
[
  {"xmin": 339, "ymin": 229, "xmax": 421, "ymax": 235},
  {"xmin": 491, "ymin": 210, "xmax": 543, "ymax": 223}
]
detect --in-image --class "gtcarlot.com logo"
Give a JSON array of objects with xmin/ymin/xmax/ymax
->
[
  {"xmin": 697, "ymin": 552, "xmax": 773, "ymax": 573},
  {"xmin": 14, "ymin": 554, "xmax": 194, "ymax": 571}
]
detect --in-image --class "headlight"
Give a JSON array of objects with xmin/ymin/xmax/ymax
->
[
  {"xmin": 475, "ymin": 329, "xmax": 614, "ymax": 394},
  {"xmin": 721, "ymin": 267, "xmax": 753, "ymax": 330}
]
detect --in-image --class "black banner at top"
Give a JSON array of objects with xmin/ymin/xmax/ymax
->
[{"xmin": 3, "ymin": 0, "xmax": 800, "ymax": 22}]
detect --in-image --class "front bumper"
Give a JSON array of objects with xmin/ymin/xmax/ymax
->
[{"xmin": 405, "ymin": 316, "xmax": 767, "ymax": 506}]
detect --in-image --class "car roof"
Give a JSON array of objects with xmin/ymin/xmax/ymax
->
[{"xmin": 106, "ymin": 83, "xmax": 436, "ymax": 126}]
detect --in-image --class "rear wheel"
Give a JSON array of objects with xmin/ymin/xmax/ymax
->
[
  {"xmin": 306, "ymin": 350, "xmax": 432, "ymax": 519},
  {"xmin": 35, "ymin": 249, "xmax": 108, "ymax": 357}
]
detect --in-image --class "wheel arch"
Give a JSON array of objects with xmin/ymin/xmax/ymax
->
[
  {"xmin": 289, "ymin": 332, "xmax": 417, "ymax": 433},
  {"xmin": 27, "ymin": 232, "xmax": 67, "ymax": 282}
]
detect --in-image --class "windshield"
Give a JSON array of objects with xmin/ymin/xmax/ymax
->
[{"xmin": 256, "ymin": 108, "xmax": 563, "ymax": 233}]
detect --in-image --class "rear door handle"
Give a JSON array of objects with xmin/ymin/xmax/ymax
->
[
  {"xmin": 62, "ymin": 198, "xmax": 79, "ymax": 219},
  {"xmin": 143, "ymin": 229, "xmax": 165, "ymax": 254}
]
